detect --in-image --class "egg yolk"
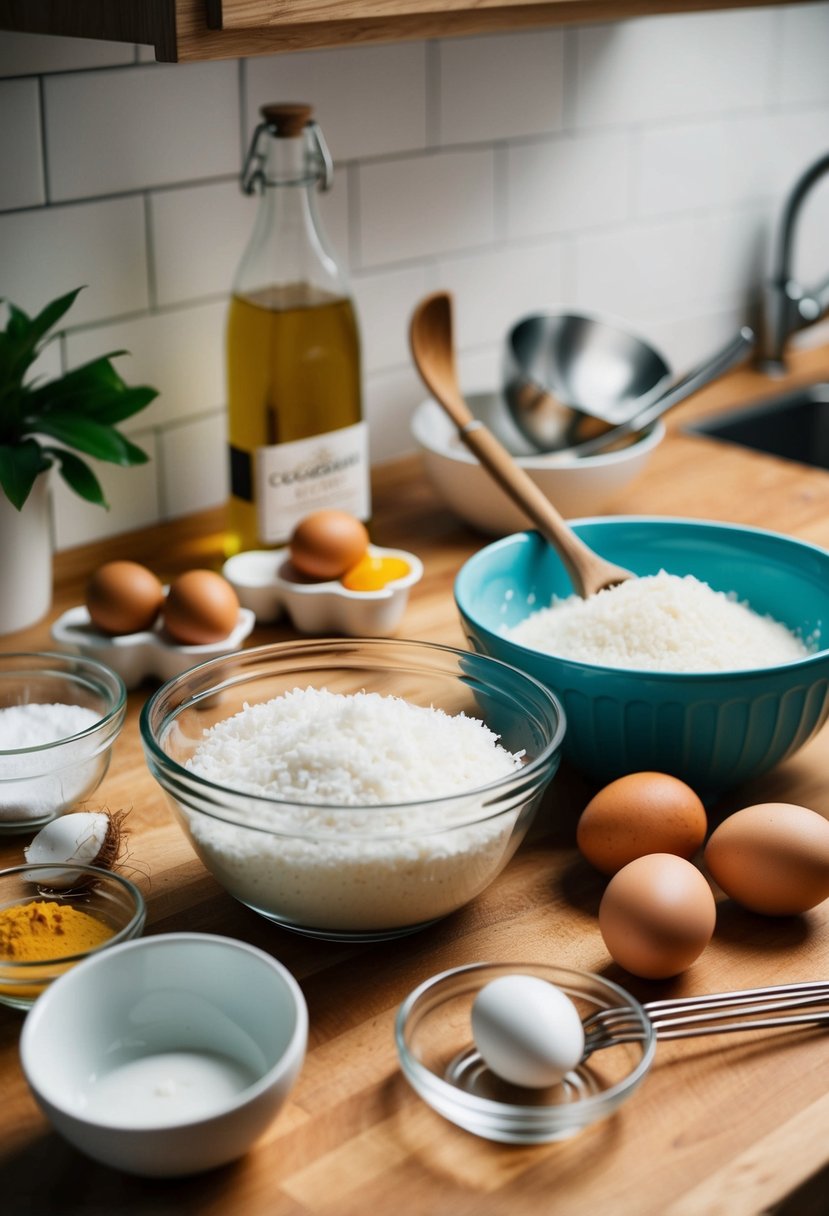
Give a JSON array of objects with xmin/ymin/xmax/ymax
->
[{"xmin": 341, "ymin": 555, "xmax": 411, "ymax": 592}]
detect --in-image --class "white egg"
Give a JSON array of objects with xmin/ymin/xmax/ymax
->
[{"xmin": 471, "ymin": 975, "xmax": 585, "ymax": 1089}]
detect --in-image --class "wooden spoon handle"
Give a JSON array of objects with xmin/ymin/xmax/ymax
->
[
  {"xmin": 460, "ymin": 422, "xmax": 630, "ymax": 597},
  {"xmin": 408, "ymin": 288, "xmax": 632, "ymax": 597}
]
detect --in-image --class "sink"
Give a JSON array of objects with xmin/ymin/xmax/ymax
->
[{"xmin": 687, "ymin": 382, "xmax": 829, "ymax": 469}]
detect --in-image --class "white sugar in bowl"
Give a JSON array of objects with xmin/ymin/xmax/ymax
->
[{"xmin": 0, "ymin": 653, "xmax": 126, "ymax": 834}]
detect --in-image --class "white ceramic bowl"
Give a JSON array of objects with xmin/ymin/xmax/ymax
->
[
  {"xmin": 411, "ymin": 393, "xmax": 665, "ymax": 536},
  {"xmin": 20, "ymin": 933, "xmax": 308, "ymax": 1177}
]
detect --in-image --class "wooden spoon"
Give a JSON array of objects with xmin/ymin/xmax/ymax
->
[{"xmin": 409, "ymin": 292, "xmax": 634, "ymax": 598}]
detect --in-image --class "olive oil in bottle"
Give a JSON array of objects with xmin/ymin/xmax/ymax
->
[{"xmin": 225, "ymin": 104, "xmax": 370, "ymax": 555}]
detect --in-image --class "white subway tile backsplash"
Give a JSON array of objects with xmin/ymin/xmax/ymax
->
[
  {"xmin": 637, "ymin": 108, "xmax": 829, "ymax": 221},
  {"xmin": 0, "ymin": 196, "xmax": 148, "ymax": 323},
  {"xmin": 65, "ymin": 302, "xmax": 227, "ymax": 431},
  {"xmin": 44, "ymin": 62, "xmax": 239, "ymax": 201},
  {"xmin": 457, "ymin": 346, "xmax": 501, "ymax": 394},
  {"xmin": 0, "ymin": 79, "xmax": 44, "ymax": 210},
  {"xmin": 767, "ymin": 109, "xmax": 829, "ymax": 196},
  {"xmin": 51, "ymin": 431, "xmax": 161, "ymax": 550},
  {"xmin": 435, "ymin": 241, "xmax": 566, "ymax": 351},
  {"xmin": 364, "ymin": 366, "xmax": 428, "ymax": 462},
  {"xmin": 574, "ymin": 9, "xmax": 776, "ymax": 128},
  {"xmin": 246, "ymin": 43, "xmax": 427, "ymax": 162},
  {"xmin": 353, "ymin": 264, "xmax": 433, "ymax": 374},
  {"xmin": 437, "ymin": 31, "xmax": 565, "ymax": 146},
  {"xmin": 778, "ymin": 2, "xmax": 829, "ymax": 106},
  {"xmin": 573, "ymin": 208, "xmax": 767, "ymax": 326},
  {"xmin": 640, "ymin": 303, "xmax": 748, "ymax": 375},
  {"xmin": 0, "ymin": 31, "xmax": 134, "ymax": 78},
  {"xmin": 159, "ymin": 411, "xmax": 228, "ymax": 519},
  {"xmin": 0, "ymin": 3, "xmax": 824, "ymax": 553},
  {"xmin": 636, "ymin": 116, "xmax": 768, "ymax": 218},
  {"xmin": 506, "ymin": 131, "xmax": 630, "ymax": 239},
  {"xmin": 358, "ymin": 149, "xmax": 496, "ymax": 267},
  {"xmin": 151, "ymin": 181, "xmax": 251, "ymax": 307}
]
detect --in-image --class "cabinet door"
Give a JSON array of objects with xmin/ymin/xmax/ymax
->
[
  {"xmin": 0, "ymin": 0, "xmax": 790, "ymax": 62},
  {"xmin": 212, "ymin": 0, "xmax": 609, "ymax": 31}
]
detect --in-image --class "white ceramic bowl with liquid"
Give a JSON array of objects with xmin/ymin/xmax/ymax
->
[{"xmin": 20, "ymin": 933, "xmax": 308, "ymax": 1177}]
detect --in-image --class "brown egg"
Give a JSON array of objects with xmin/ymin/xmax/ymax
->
[
  {"xmin": 598, "ymin": 853, "xmax": 716, "ymax": 979},
  {"xmin": 86, "ymin": 561, "xmax": 165, "ymax": 635},
  {"xmin": 704, "ymin": 802, "xmax": 829, "ymax": 915},
  {"xmin": 577, "ymin": 771, "xmax": 707, "ymax": 876},
  {"xmin": 289, "ymin": 510, "xmax": 369, "ymax": 581},
  {"xmin": 163, "ymin": 570, "xmax": 240, "ymax": 645}
]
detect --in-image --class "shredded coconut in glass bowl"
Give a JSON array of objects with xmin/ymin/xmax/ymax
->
[
  {"xmin": 181, "ymin": 687, "xmax": 530, "ymax": 934},
  {"xmin": 186, "ymin": 686, "xmax": 523, "ymax": 804}
]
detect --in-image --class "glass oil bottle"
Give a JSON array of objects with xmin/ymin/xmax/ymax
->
[{"xmin": 225, "ymin": 103, "xmax": 370, "ymax": 555}]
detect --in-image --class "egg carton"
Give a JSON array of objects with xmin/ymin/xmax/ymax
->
[
  {"xmin": 222, "ymin": 545, "xmax": 423, "ymax": 636},
  {"xmin": 51, "ymin": 605, "xmax": 256, "ymax": 690}
]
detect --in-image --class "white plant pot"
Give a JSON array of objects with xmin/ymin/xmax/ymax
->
[{"xmin": 0, "ymin": 474, "xmax": 53, "ymax": 635}]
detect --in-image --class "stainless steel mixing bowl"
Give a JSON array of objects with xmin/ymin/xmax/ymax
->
[{"xmin": 503, "ymin": 312, "xmax": 753, "ymax": 453}]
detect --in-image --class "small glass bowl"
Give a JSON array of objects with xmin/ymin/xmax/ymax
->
[
  {"xmin": 0, "ymin": 652, "xmax": 127, "ymax": 834},
  {"xmin": 396, "ymin": 962, "xmax": 656, "ymax": 1144},
  {"xmin": 0, "ymin": 863, "xmax": 146, "ymax": 1012}
]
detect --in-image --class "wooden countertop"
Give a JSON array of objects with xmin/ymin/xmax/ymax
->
[{"xmin": 3, "ymin": 342, "xmax": 829, "ymax": 1215}]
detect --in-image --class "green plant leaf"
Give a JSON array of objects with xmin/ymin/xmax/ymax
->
[
  {"xmin": 27, "ymin": 287, "xmax": 85, "ymax": 344},
  {"xmin": 0, "ymin": 438, "xmax": 51, "ymax": 510},
  {"xmin": 0, "ymin": 288, "xmax": 156, "ymax": 509},
  {"xmin": 26, "ymin": 355, "xmax": 125, "ymax": 409},
  {"xmin": 0, "ymin": 325, "xmax": 29, "ymax": 408},
  {"xmin": 87, "ymin": 384, "xmax": 158, "ymax": 425},
  {"xmin": 45, "ymin": 446, "xmax": 108, "ymax": 508},
  {"xmin": 0, "ymin": 382, "xmax": 24, "ymax": 440},
  {"xmin": 5, "ymin": 303, "xmax": 33, "ymax": 345},
  {"xmin": 27, "ymin": 358, "xmax": 158, "ymax": 424},
  {"xmin": 0, "ymin": 289, "xmax": 83, "ymax": 390},
  {"xmin": 32, "ymin": 413, "xmax": 150, "ymax": 466}
]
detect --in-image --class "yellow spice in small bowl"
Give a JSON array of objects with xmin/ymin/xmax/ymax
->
[
  {"xmin": 0, "ymin": 900, "xmax": 114, "ymax": 962},
  {"xmin": 0, "ymin": 900, "xmax": 115, "ymax": 1002}
]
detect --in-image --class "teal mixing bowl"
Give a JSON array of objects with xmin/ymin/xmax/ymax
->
[{"xmin": 455, "ymin": 517, "xmax": 829, "ymax": 795}]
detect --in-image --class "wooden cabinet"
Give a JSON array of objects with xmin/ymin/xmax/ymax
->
[{"xmin": 0, "ymin": 0, "xmax": 803, "ymax": 64}]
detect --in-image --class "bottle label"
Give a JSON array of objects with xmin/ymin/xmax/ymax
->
[{"xmin": 255, "ymin": 421, "xmax": 370, "ymax": 545}]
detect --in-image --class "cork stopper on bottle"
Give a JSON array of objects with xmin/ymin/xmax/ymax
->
[{"xmin": 260, "ymin": 103, "xmax": 313, "ymax": 138}]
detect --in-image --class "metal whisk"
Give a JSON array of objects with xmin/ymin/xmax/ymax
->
[{"xmin": 582, "ymin": 980, "xmax": 829, "ymax": 1058}]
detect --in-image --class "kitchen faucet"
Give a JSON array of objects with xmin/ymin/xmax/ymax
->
[{"xmin": 759, "ymin": 150, "xmax": 829, "ymax": 374}]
